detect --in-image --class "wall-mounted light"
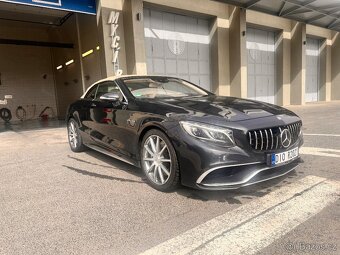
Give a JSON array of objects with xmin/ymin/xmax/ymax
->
[
  {"xmin": 56, "ymin": 65, "xmax": 63, "ymax": 70},
  {"xmin": 65, "ymin": 59, "xmax": 74, "ymax": 66},
  {"xmin": 96, "ymin": 46, "xmax": 100, "ymax": 50},
  {"xmin": 82, "ymin": 49, "xmax": 94, "ymax": 58}
]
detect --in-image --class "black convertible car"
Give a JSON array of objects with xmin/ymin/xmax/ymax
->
[{"xmin": 66, "ymin": 75, "xmax": 303, "ymax": 191}]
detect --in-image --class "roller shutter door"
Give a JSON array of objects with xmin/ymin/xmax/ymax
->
[
  {"xmin": 247, "ymin": 28, "xmax": 276, "ymax": 104},
  {"xmin": 305, "ymin": 37, "xmax": 320, "ymax": 102},
  {"xmin": 144, "ymin": 8, "xmax": 211, "ymax": 91}
]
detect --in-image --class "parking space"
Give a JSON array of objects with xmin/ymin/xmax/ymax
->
[{"xmin": 0, "ymin": 102, "xmax": 339, "ymax": 255}]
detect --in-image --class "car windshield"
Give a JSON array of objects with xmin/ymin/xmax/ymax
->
[{"xmin": 123, "ymin": 78, "xmax": 209, "ymax": 99}]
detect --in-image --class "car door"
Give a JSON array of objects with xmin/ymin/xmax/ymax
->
[
  {"xmin": 76, "ymin": 84, "xmax": 99, "ymax": 144},
  {"xmin": 89, "ymin": 81, "xmax": 131, "ymax": 158}
]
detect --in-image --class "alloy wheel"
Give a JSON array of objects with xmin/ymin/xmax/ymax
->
[
  {"xmin": 68, "ymin": 121, "xmax": 78, "ymax": 148},
  {"xmin": 142, "ymin": 135, "xmax": 172, "ymax": 185}
]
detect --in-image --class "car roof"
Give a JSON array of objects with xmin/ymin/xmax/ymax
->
[{"xmin": 80, "ymin": 75, "xmax": 176, "ymax": 98}]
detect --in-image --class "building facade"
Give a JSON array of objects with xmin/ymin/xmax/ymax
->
[{"xmin": 0, "ymin": 0, "xmax": 340, "ymax": 122}]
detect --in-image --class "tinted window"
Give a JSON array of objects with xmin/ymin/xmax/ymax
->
[
  {"xmin": 95, "ymin": 82, "xmax": 122, "ymax": 100},
  {"xmin": 85, "ymin": 85, "xmax": 98, "ymax": 99}
]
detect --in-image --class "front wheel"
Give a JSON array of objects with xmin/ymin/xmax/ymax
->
[
  {"xmin": 67, "ymin": 118, "xmax": 86, "ymax": 152},
  {"xmin": 141, "ymin": 129, "xmax": 180, "ymax": 192}
]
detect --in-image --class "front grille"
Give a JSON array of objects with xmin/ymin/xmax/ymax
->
[{"xmin": 247, "ymin": 121, "xmax": 302, "ymax": 151}]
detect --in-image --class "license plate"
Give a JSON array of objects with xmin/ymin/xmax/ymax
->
[{"xmin": 269, "ymin": 147, "xmax": 299, "ymax": 166}]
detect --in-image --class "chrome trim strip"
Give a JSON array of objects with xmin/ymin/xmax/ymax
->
[
  {"xmin": 85, "ymin": 144, "xmax": 137, "ymax": 166},
  {"xmin": 196, "ymin": 161, "xmax": 263, "ymax": 184},
  {"xmin": 198, "ymin": 166, "xmax": 297, "ymax": 190},
  {"xmin": 240, "ymin": 167, "xmax": 296, "ymax": 188},
  {"xmin": 197, "ymin": 158, "xmax": 299, "ymax": 187}
]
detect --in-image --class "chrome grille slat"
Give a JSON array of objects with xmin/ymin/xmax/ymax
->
[
  {"xmin": 254, "ymin": 131, "xmax": 258, "ymax": 150},
  {"xmin": 295, "ymin": 123, "xmax": 298, "ymax": 137},
  {"xmin": 259, "ymin": 130, "xmax": 264, "ymax": 150},
  {"xmin": 247, "ymin": 121, "xmax": 302, "ymax": 151},
  {"xmin": 269, "ymin": 129, "xmax": 274, "ymax": 150},
  {"xmin": 277, "ymin": 127, "xmax": 282, "ymax": 149},
  {"xmin": 289, "ymin": 125, "xmax": 293, "ymax": 140}
]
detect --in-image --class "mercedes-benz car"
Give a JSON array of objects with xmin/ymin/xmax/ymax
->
[{"xmin": 66, "ymin": 75, "xmax": 303, "ymax": 191}]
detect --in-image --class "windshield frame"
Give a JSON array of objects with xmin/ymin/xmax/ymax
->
[{"xmin": 117, "ymin": 76, "xmax": 214, "ymax": 100}]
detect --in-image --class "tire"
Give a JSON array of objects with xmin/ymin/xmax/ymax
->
[
  {"xmin": 140, "ymin": 129, "xmax": 180, "ymax": 192},
  {"xmin": 67, "ymin": 118, "xmax": 86, "ymax": 152}
]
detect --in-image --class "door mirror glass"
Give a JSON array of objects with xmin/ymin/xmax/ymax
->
[{"xmin": 99, "ymin": 92, "xmax": 120, "ymax": 102}]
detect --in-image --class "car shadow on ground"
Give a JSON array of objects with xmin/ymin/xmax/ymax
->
[
  {"xmin": 65, "ymin": 148, "xmax": 303, "ymax": 204},
  {"xmin": 63, "ymin": 149, "xmax": 145, "ymax": 184},
  {"xmin": 62, "ymin": 165, "xmax": 144, "ymax": 184}
]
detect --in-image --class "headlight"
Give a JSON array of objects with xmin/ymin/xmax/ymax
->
[{"xmin": 180, "ymin": 121, "xmax": 235, "ymax": 147}]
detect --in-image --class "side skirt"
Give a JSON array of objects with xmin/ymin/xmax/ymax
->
[{"xmin": 85, "ymin": 143, "xmax": 141, "ymax": 167}]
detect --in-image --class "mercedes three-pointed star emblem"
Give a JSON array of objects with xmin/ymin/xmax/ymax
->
[{"xmin": 280, "ymin": 129, "xmax": 292, "ymax": 148}]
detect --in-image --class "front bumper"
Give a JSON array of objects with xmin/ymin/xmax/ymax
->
[{"xmin": 167, "ymin": 123, "xmax": 303, "ymax": 190}]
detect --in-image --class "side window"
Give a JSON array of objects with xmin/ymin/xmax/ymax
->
[
  {"xmin": 95, "ymin": 82, "xmax": 122, "ymax": 100},
  {"xmin": 85, "ymin": 85, "xmax": 98, "ymax": 100}
]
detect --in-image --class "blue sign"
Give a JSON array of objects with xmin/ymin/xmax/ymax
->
[{"xmin": 1, "ymin": 0, "xmax": 96, "ymax": 15}]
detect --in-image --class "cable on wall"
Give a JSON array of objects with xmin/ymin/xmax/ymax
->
[
  {"xmin": 16, "ymin": 106, "xmax": 27, "ymax": 121},
  {"xmin": 0, "ymin": 108, "xmax": 12, "ymax": 122}
]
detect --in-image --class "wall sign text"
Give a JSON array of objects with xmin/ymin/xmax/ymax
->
[{"xmin": 108, "ymin": 11, "xmax": 123, "ymax": 76}]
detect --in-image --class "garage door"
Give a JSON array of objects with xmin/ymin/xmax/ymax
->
[
  {"xmin": 305, "ymin": 38, "xmax": 320, "ymax": 102},
  {"xmin": 143, "ymin": 8, "xmax": 211, "ymax": 91},
  {"xmin": 247, "ymin": 28, "xmax": 276, "ymax": 104}
]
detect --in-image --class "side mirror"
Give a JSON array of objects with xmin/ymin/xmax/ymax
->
[{"xmin": 99, "ymin": 92, "xmax": 120, "ymax": 102}]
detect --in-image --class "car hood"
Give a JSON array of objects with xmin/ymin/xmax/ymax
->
[{"xmin": 147, "ymin": 95, "xmax": 296, "ymax": 122}]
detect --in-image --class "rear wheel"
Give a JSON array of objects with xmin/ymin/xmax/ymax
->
[
  {"xmin": 141, "ymin": 129, "xmax": 180, "ymax": 192},
  {"xmin": 68, "ymin": 118, "xmax": 86, "ymax": 152}
]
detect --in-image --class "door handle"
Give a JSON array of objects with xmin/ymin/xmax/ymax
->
[{"xmin": 91, "ymin": 103, "xmax": 97, "ymax": 107}]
